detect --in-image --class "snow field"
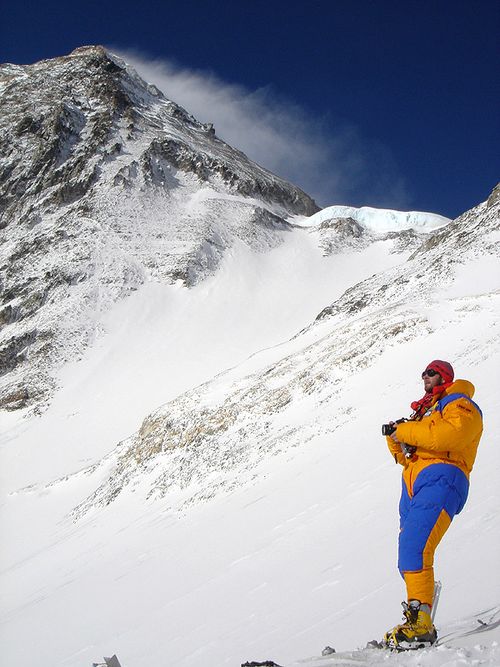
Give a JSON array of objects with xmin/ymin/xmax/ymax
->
[{"xmin": 1, "ymin": 212, "xmax": 499, "ymax": 667}]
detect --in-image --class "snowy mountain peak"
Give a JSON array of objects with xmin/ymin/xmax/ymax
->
[
  {"xmin": 0, "ymin": 46, "xmax": 318, "ymax": 412},
  {"xmin": 0, "ymin": 45, "xmax": 318, "ymax": 222}
]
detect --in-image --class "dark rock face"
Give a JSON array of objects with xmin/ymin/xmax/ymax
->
[
  {"xmin": 0, "ymin": 45, "xmax": 319, "ymax": 412},
  {"xmin": 1, "ymin": 50, "xmax": 123, "ymax": 228},
  {"xmin": 318, "ymin": 217, "xmax": 363, "ymax": 236},
  {"xmin": 314, "ymin": 216, "xmax": 366, "ymax": 254},
  {"xmin": 487, "ymin": 182, "xmax": 500, "ymax": 207}
]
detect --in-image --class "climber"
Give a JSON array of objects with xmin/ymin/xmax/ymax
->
[{"xmin": 382, "ymin": 360, "xmax": 483, "ymax": 649}]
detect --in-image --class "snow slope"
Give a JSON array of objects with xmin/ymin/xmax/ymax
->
[
  {"xmin": 0, "ymin": 229, "xmax": 407, "ymax": 487},
  {"xmin": 1, "ymin": 189, "xmax": 499, "ymax": 667}
]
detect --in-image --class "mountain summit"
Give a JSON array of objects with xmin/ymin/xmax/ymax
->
[
  {"xmin": 0, "ymin": 45, "xmax": 318, "ymax": 411},
  {"xmin": 0, "ymin": 45, "xmax": 318, "ymax": 221}
]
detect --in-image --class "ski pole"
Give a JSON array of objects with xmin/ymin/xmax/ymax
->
[{"xmin": 431, "ymin": 581, "xmax": 442, "ymax": 623}]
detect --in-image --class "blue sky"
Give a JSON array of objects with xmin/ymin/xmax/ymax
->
[{"xmin": 1, "ymin": 0, "xmax": 498, "ymax": 217}]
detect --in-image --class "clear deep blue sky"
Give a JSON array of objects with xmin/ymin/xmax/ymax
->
[{"xmin": 1, "ymin": 0, "xmax": 498, "ymax": 218}]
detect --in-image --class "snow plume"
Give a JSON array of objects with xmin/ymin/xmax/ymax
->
[{"xmin": 115, "ymin": 48, "xmax": 410, "ymax": 209}]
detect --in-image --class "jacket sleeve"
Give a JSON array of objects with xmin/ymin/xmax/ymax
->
[
  {"xmin": 394, "ymin": 398, "xmax": 482, "ymax": 455},
  {"xmin": 386, "ymin": 435, "xmax": 407, "ymax": 466}
]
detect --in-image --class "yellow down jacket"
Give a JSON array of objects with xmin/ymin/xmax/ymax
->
[{"xmin": 387, "ymin": 379, "xmax": 483, "ymax": 493}]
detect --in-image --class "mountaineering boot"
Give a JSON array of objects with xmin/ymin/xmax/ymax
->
[{"xmin": 383, "ymin": 600, "xmax": 437, "ymax": 650}]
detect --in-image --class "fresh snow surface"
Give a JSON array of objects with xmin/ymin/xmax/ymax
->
[
  {"xmin": 295, "ymin": 205, "xmax": 450, "ymax": 233},
  {"xmin": 1, "ymin": 212, "xmax": 499, "ymax": 667}
]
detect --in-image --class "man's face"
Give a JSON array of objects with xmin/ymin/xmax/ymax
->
[{"xmin": 422, "ymin": 369, "xmax": 443, "ymax": 392}]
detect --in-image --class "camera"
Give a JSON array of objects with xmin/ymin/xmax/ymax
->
[{"xmin": 381, "ymin": 418, "xmax": 407, "ymax": 436}]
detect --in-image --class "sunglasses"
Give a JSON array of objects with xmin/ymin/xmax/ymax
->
[{"xmin": 422, "ymin": 368, "xmax": 440, "ymax": 379}]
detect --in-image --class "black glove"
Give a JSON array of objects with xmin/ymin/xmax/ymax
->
[{"xmin": 401, "ymin": 444, "xmax": 417, "ymax": 458}]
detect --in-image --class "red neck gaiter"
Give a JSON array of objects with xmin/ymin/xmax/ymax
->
[{"xmin": 410, "ymin": 382, "xmax": 453, "ymax": 419}]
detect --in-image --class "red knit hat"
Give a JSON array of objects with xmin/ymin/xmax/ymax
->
[{"xmin": 425, "ymin": 360, "xmax": 454, "ymax": 384}]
